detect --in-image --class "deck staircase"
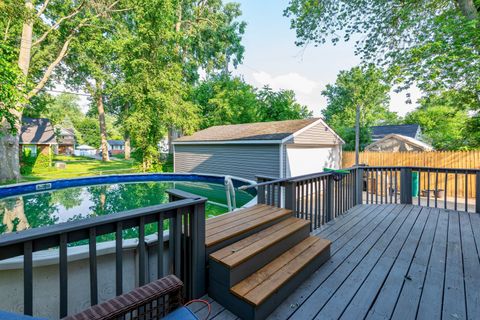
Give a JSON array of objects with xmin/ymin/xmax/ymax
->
[{"xmin": 206, "ymin": 204, "xmax": 331, "ymax": 320}]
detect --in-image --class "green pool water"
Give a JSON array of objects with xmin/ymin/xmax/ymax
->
[{"xmin": 0, "ymin": 181, "xmax": 254, "ymax": 236}]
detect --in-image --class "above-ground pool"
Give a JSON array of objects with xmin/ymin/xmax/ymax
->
[{"xmin": 0, "ymin": 173, "xmax": 256, "ymax": 236}]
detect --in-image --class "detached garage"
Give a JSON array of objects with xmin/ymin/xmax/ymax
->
[{"xmin": 173, "ymin": 118, "xmax": 344, "ymax": 181}]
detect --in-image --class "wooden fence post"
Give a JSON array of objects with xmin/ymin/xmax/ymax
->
[{"xmin": 400, "ymin": 168, "xmax": 413, "ymax": 204}]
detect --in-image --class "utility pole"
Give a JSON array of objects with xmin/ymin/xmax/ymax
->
[{"xmin": 355, "ymin": 103, "xmax": 360, "ymax": 167}]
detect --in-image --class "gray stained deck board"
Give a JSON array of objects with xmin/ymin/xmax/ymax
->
[
  {"xmin": 312, "ymin": 206, "xmax": 425, "ymax": 320},
  {"xmin": 195, "ymin": 205, "xmax": 480, "ymax": 320}
]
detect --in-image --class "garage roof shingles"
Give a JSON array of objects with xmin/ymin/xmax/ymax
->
[{"xmin": 175, "ymin": 118, "xmax": 319, "ymax": 142}]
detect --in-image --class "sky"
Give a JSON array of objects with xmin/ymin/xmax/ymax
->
[{"xmin": 230, "ymin": 0, "xmax": 421, "ymax": 117}]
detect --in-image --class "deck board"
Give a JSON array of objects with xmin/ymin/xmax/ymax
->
[{"xmin": 194, "ymin": 204, "xmax": 480, "ymax": 320}]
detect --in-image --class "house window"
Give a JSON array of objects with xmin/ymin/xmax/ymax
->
[{"xmin": 22, "ymin": 145, "xmax": 37, "ymax": 157}]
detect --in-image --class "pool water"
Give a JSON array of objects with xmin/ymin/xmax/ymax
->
[{"xmin": 0, "ymin": 181, "xmax": 254, "ymax": 236}]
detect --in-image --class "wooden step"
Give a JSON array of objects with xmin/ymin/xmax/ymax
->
[
  {"xmin": 209, "ymin": 217, "xmax": 310, "ymax": 286},
  {"xmin": 208, "ymin": 236, "xmax": 331, "ymax": 320},
  {"xmin": 205, "ymin": 204, "xmax": 293, "ymax": 253}
]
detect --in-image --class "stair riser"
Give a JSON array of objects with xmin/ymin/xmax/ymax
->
[
  {"xmin": 209, "ymin": 245, "xmax": 331, "ymax": 320},
  {"xmin": 206, "ymin": 213, "xmax": 293, "ymax": 255},
  {"xmin": 209, "ymin": 224, "xmax": 310, "ymax": 287}
]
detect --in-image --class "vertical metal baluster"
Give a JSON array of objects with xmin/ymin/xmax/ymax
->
[
  {"xmin": 270, "ymin": 183, "xmax": 274, "ymax": 206},
  {"xmin": 444, "ymin": 171, "xmax": 448, "ymax": 209},
  {"xmin": 465, "ymin": 171, "xmax": 468, "ymax": 212},
  {"xmin": 370, "ymin": 169, "xmax": 376, "ymax": 204},
  {"xmin": 24, "ymin": 241, "xmax": 33, "ymax": 316},
  {"xmin": 418, "ymin": 170, "xmax": 421, "ymax": 206},
  {"xmin": 89, "ymin": 228, "xmax": 98, "ymax": 305},
  {"xmin": 322, "ymin": 178, "xmax": 327, "ymax": 224},
  {"xmin": 59, "ymin": 233, "xmax": 68, "ymax": 318},
  {"xmin": 395, "ymin": 169, "xmax": 398, "ymax": 203},
  {"xmin": 435, "ymin": 170, "xmax": 439, "ymax": 208},
  {"xmin": 375, "ymin": 169, "xmax": 379, "ymax": 204},
  {"xmin": 302, "ymin": 181, "xmax": 306, "ymax": 220},
  {"xmin": 296, "ymin": 182, "xmax": 300, "ymax": 218},
  {"xmin": 380, "ymin": 169, "xmax": 384, "ymax": 204},
  {"xmin": 115, "ymin": 222, "xmax": 123, "ymax": 295},
  {"xmin": 316, "ymin": 178, "xmax": 320, "ymax": 228},
  {"xmin": 139, "ymin": 216, "xmax": 146, "ymax": 286},
  {"xmin": 427, "ymin": 169, "xmax": 430, "ymax": 207},
  {"xmin": 310, "ymin": 179, "xmax": 315, "ymax": 231},
  {"xmin": 157, "ymin": 213, "xmax": 164, "ymax": 279},
  {"xmin": 365, "ymin": 170, "xmax": 369, "ymax": 204},
  {"xmin": 174, "ymin": 209, "xmax": 182, "ymax": 278},
  {"xmin": 454, "ymin": 170, "xmax": 458, "ymax": 211}
]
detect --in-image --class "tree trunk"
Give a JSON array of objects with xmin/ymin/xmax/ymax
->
[
  {"xmin": 124, "ymin": 131, "xmax": 131, "ymax": 160},
  {"xmin": 456, "ymin": 0, "xmax": 479, "ymax": 21},
  {"xmin": 0, "ymin": 0, "xmax": 34, "ymax": 182},
  {"xmin": 0, "ymin": 115, "xmax": 21, "ymax": 182},
  {"xmin": 95, "ymin": 81, "xmax": 109, "ymax": 162}
]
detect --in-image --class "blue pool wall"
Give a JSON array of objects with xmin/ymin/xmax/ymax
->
[{"xmin": 0, "ymin": 173, "xmax": 256, "ymax": 199}]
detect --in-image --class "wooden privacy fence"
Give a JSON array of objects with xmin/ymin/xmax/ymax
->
[{"xmin": 342, "ymin": 151, "xmax": 480, "ymax": 199}]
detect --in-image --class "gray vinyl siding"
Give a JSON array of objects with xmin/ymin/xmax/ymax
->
[
  {"xmin": 286, "ymin": 122, "xmax": 341, "ymax": 145},
  {"xmin": 174, "ymin": 144, "xmax": 280, "ymax": 181}
]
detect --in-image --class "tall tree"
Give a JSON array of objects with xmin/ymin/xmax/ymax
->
[
  {"xmin": 257, "ymin": 86, "xmax": 312, "ymax": 121},
  {"xmin": 192, "ymin": 74, "xmax": 258, "ymax": 129},
  {"xmin": 285, "ymin": 0, "xmax": 480, "ymax": 105},
  {"xmin": 404, "ymin": 91, "xmax": 471, "ymax": 150},
  {"xmin": 114, "ymin": 0, "xmax": 246, "ymax": 169},
  {"xmin": 0, "ymin": 0, "xmax": 123, "ymax": 181},
  {"xmin": 192, "ymin": 74, "xmax": 314, "ymax": 129},
  {"xmin": 321, "ymin": 65, "xmax": 398, "ymax": 150}
]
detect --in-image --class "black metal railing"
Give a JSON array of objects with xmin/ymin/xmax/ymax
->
[
  {"xmin": 359, "ymin": 166, "xmax": 480, "ymax": 213},
  {"xmin": 251, "ymin": 169, "xmax": 358, "ymax": 231},
  {"xmin": 0, "ymin": 189, "xmax": 206, "ymax": 318},
  {"xmin": 246, "ymin": 165, "xmax": 479, "ymax": 232}
]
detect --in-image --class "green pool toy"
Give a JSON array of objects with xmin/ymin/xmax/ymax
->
[{"xmin": 324, "ymin": 168, "xmax": 350, "ymax": 174}]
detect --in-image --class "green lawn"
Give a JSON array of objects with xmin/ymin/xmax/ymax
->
[{"xmin": 18, "ymin": 155, "xmax": 143, "ymax": 183}]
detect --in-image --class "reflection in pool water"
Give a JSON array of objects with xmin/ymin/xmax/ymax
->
[{"xmin": 0, "ymin": 181, "xmax": 254, "ymax": 236}]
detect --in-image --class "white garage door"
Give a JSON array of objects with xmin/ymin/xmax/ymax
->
[{"xmin": 286, "ymin": 146, "xmax": 340, "ymax": 177}]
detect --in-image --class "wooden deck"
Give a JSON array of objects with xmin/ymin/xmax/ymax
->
[{"xmin": 190, "ymin": 204, "xmax": 480, "ymax": 320}]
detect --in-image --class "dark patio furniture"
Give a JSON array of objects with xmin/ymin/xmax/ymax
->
[{"xmin": 63, "ymin": 275, "xmax": 183, "ymax": 320}]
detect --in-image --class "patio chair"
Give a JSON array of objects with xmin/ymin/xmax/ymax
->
[{"xmin": 63, "ymin": 275, "xmax": 186, "ymax": 320}]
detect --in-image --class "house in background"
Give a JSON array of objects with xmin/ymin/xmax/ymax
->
[
  {"xmin": 74, "ymin": 145, "xmax": 97, "ymax": 157},
  {"xmin": 19, "ymin": 117, "xmax": 57, "ymax": 157},
  {"xmin": 365, "ymin": 133, "xmax": 433, "ymax": 152},
  {"xmin": 57, "ymin": 128, "xmax": 76, "ymax": 155},
  {"xmin": 366, "ymin": 124, "xmax": 432, "ymax": 152},
  {"xmin": 107, "ymin": 140, "xmax": 125, "ymax": 155},
  {"xmin": 173, "ymin": 118, "xmax": 344, "ymax": 181},
  {"xmin": 370, "ymin": 124, "xmax": 423, "ymax": 142}
]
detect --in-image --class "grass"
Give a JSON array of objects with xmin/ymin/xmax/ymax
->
[
  {"xmin": 0, "ymin": 154, "xmax": 174, "ymax": 186},
  {"xmin": 15, "ymin": 155, "xmax": 142, "ymax": 184}
]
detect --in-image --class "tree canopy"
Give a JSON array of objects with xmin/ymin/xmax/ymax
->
[
  {"xmin": 321, "ymin": 65, "xmax": 398, "ymax": 150},
  {"xmin": 285, "ymin": 0, "xmax": 480, "ymax": 98},
  {"xmin": 192, "ymin": 74, "xmax": 313, "ymax": 129}
]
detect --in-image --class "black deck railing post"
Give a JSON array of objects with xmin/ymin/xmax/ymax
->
[
  {"xmin": 256, "ymin": 177, "xmax": 266, "ymax": 204},
  {"xmin": 355, "ymin": 167, "xmax": 364, "ymax": 205},
  {"xmin": 325, "ymin": 175, "xmax": 334, "ymax": 222},
  {"xmin": 400, "ymin": 168, "xmax": 413, "ymax": 204},
  {"xmin": 476, "ymin": 171, "xmax": 480, "ymax": 214},
  {"xmin": 284, "ymin": 181, "xmax": 296, "ymax": 213},
  {"xmin": 190, "ymin": 201, "xmax": 206, "ymax": 299}
]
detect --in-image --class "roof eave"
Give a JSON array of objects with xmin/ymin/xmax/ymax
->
[{"xmin": 173, "ymin": 139, "xmax": 284, "ymax": 145}]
